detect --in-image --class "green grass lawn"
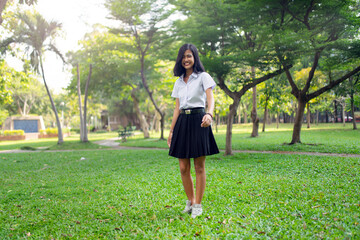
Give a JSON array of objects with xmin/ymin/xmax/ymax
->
[
  {"xmin": 120, "ymin": 123, "xmax": 360, "ymax": 154},
  {"xmin": 0, "ymin": 132, "xmax": 118, "ymax": 151},
  {"xmin": 1, "ymin": 149, "xmax": 359, "ymax": 239}
]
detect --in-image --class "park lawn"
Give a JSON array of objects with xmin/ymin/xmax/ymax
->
[
  {"xmin": 0, "ymin": 149, "xmax": 359, "ymax": 239},
  {"xmin": 119, "ymin": 123, "xmax": 360, "ymax": 154},
  {"xmin": 0, "ymin": 132, "xmax": 118, "ymax": 151}
]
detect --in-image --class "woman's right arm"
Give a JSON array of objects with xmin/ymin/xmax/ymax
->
[{"xmin": 167, "ymin": 98, "xmax": 180, "ymax": 148}]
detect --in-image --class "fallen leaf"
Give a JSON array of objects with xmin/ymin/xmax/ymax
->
[
  {"xmin": 257, "ymin": 231, "xmax": 266, "ymax": 235},
  {"xmin": 117, "ymin": 211, "xmax": 123, "ymax": 216},
  {"xmin": 312, "ymin": 205, "xmax": 320, "ymax": 209},
  {"xmin": 169, "ymin": 219, "xmax": 174, "ymax": 223},
  {"xmin": 165, "ymin": 205, "xmax": 172, "ymax": 208},
  {"xmin": 76, "ymin": 221, "xmax": 80, "ymax": 224},
  {"xmin": 179, "ymin": 216, "xmax": 184, "ymax": 221},
  {"xmin": 93, "ymin": 189, "xmax": 98, "ymax": 192},
  {"xmin": 114, "ymin": 227, "xmax": 123, "ymax": 231},
  {"xmin": 26, "ymin": 232, "xmax": 31, "ymax": 237}
]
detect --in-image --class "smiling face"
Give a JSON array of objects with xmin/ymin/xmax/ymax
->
[{"xmin": 182, "ymin": 49, "xmax": 195, "ymax": 71}]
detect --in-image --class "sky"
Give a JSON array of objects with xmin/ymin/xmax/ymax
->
[{"xmin": 7, "ymin": 0, "xmax": 113, "ymax": 93}]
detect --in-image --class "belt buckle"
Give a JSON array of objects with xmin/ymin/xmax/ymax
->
[{"xmin": 185, "ymin": 109, "xmax": 191, "ymax": 114}]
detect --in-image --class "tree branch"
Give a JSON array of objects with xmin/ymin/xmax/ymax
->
[
  {"xmin": 307, "ymin": 65, "xmax": 360, "ymax": 100},
  {"xmin": 302, "ymin": 51, "xmax": 321, "ymax": 94},
  {"xmin": 217, "ymin": 75, "xmax": 236, "ymax": 100},
  {"xmin": 238, "ymin": 65, "xmax": 292, "ymax": 96}
]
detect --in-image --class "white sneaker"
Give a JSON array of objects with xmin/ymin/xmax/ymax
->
[
  {"xmin": 191, "ymin": 204, "xmax": 202, "ymax": 218},
  {"xmin": 182, "ymin": 200, "xmax": 192, "ymax": 213}
]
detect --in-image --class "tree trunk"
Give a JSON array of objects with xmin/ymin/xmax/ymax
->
[
  {"xmin": 23, "ymin": 98, "xmax": 27, "ymax": 116},
  {"xmin": 215, "ymin": 113, "xmax": 219, "ymax": 133},
  {"xmin": 77, "ymin": 64, "xmax": 84, "ymax": 141},
  {"xmin": 40, "ymin": 57, "xmax": 63, "ymax": 144},
  {"xmin": 82, "ymin": 64, "xmax": 92, "ymax": 142},
  {"xmin": 151, "ymin": 111, "xmax": 159, "ymax": 132},
  {"xmin": 276, "ymin": 111, "xmax": 279, "ymax": 129},
  {"xmin": 290, "ymin": 98, "xmax": 306, "ymax": 144},
  {"xmin": 306, "ymin": 103, "xmax": 310, "ymax": 129},
  {"xmin": 350, "ymin": 92, "xmax": 357, "ymax": 130},
  {"xmin": 250, "ymin": 67, "xmax": 259, "ymax": 137},
  {"xmin": 316, "ymin": 110, "xmax": 319, "ymax": 126},
  {"xmin": 139, "ymin": 53, "xmax": 165, "ymax": 140},
  {"xmin": 334, "ymin": 100, "xmax": 338, "ymax": 122},
  {"xmin": 0, "ymin": 0, "xmax": 8, "ymax": 25},
  {"xmin": 243, "ymin": 109, "xmax": 248, "ymax": 124},
  {"xmin": 225, "ymin": 98, "xmax": 240, "ymax": 155},
  {"xmin": 342, "ymin": 101, "xmax": 346, "ymax": 127},
  {"xmin": 262, "ymin": 96, "xmax": 269, "ymax": 132},
  {"xmin": 131, "ymin": 88, "xmax": 149, "ymax": 138},
  {"xmin": 250, "ymin": 89, "xmax": 259, "ymax": 136}
]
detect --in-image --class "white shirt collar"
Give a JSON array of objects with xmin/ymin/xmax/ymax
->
[{"xmin": 180, "ymin": 72, "xmax": 199, "ymax": 82}]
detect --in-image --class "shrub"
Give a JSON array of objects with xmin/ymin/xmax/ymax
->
[
  {"xmin": 2, "ymin": 130, "xmax": 25, "ymax": 136},
  {"xmin": 71, "ymin": 128, "xmax": 81, "ymax": 134},
  {"xmin": 40, "ymin": 128, "xmax": 58, "ymax": 135}
]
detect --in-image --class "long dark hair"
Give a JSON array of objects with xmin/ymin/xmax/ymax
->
[{"xmin": 173, "ymin": 43, "xmax": 205, "ymax": 77}]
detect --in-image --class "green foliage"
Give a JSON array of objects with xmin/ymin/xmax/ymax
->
[
  {"xmin": 40, "ymin": 128, "xmax": 57, "ymax": 135},
  {"xmin": 0, "ymin": 60, "xmax": 25, "ymax": 106},
  {"xmin": 2, "ymin": 130, "xmax": 24, "ymax": 136},
  {"xmin": 0, "ymin": 150, "xmax": 358, "ymax": 238}
]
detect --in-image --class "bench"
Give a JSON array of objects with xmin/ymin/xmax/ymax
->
[{"xmin": 118, "ymin": 126, "xmax": 136, "ymax": 142}]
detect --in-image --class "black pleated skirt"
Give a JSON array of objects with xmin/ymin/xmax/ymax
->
[{"xmin": 169, "ymin": 108, "xmax": 219, "ymax": 159}]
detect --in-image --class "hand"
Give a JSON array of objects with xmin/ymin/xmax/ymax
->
[
  {"xmin": 167, "ymin": 132, "xmax": 173, "ymax": 148},
  {"xmin": 201, "ymin": 114, "xmax": 212, "ymax": 128}
]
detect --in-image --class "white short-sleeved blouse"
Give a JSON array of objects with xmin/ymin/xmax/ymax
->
[{"xmin": 171, "ymin": 72, "xmax": 216, "ymax": 110}]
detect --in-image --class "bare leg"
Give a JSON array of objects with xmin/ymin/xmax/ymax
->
[
  {"xmin": 194, "ymin": 156, "xmax": 206, "ymax": 204},
  {"xmin": 179, "ymin": 158, "xmax": 195, "ymax": 203}
]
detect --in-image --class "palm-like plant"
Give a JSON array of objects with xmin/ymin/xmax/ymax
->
[{"xmin": 1, "ymin": 10, "xmax": 65, "ymax": 144}]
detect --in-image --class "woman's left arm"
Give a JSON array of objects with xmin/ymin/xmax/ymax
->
[{"xmin": 201, "ymin": 88, "xmax": 215, "ymax": 128}]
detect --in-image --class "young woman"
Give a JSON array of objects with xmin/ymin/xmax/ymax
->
[{"xmin": 168, "ymin": 43, "xmax": 219, "ymax": 218}]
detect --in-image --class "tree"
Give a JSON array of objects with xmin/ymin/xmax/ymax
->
[
  {"xmin": 8, "ymin": 71, "xmax": 44, "ymax": 115},
  {"xmin": 349, "ymin": 74, "xmax": 360, "ymax": 129},
  {"xmin": 256, "ymin": 0, "xmax": 360, "ymax": 144},
  {"xmin": 76, "ymin": 64, "xmax": 92, "ymax": 142},
  {"xmin": 171, "ymin": 0, "xmax": 291, "ymax": 155},
  {"xmin": 67, "ymin": 30, "xmax": 159, "ymax": 138},
  {"xmin": 106, "ymin": 0, "xmax": 173, "ymax": 140},
  {"xmin": 0, "ymin": 60, "xmax": 16, "ymax": 105},
  {"xmin": 1, "ymin": 11, "xmax": 65, "ymax": 144},
  {"xmin": 0, "ymin": 0, "xmax": 36, "ymax": 25},
  {"xmin": 333, "ymin": 73, "xmax": 360, "ymax": 129}
]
